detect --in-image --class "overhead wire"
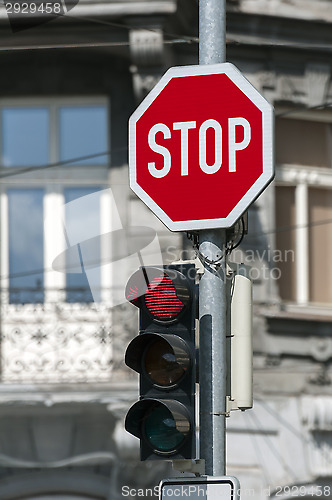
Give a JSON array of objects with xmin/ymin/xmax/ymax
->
[
  {"xmin": 0, "ymin": 4, "xmax": 199, "ymax": 51},
  {"xmin": 0, "ymin": 95, "xmax": 331, "ymax": 179},
  {"xmin": 0, "ymin": 150, "xmax": 112, "ymax": 178},
  {"xmin": 276, "ymin": 101, "xmax": 332, "ymax": 117},
  {"xmin": 59, "ymin": 11, "xmax": 199, "ymax": 43},
  {"xmin": 2, "ymin": 212, "xmax": 332, "ymax": 282},
  {"xmin": 3, "ymin": 2, "xmax": 332, "ymax": 52},
  {"xmin": 0, "ymin": 38, "xmax": 331, "ymax": 52},
  {"xmin": 255, "ymin": 399, "xmax": 308, "ymax": 444},
  {"xmin": 251, "ymin": 216, "xmax": 332, "ymax": 238},
  {"xmin": 242, "ymin": 406, "xmax": 331, "ymax": 495},
  {"xmin": 226, "ymin": 35, "xmax": 332, "ymax": 53},
  {"xmin": 1, "ymin": 0, "xmax": 332, "ymax": 57},
  {"xmin": 242, "ymin": 410, "xmax": 273, "ymax": 486},
  {"xmin": 0, "ymin": 8, "xmax": 330, "ymax": 54},
  {"xmin": 246, "ymin": 410, "xmax": 300, "ymax": 484},
  {"xmin": 2, "ymin": 161, "xmax": 332, "ymax": 282},
  {"xmin": 254, "ymin": 399, "xmax": 332, "ymax": 477},
  {"xmin": 0, "ymin": 37, "xmax": 196, "ymax": 52}
]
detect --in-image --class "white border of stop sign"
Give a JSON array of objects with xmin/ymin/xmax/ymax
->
[{"xmin": 128, "ymin": 63, "xmax": 274, "ymax": 231}]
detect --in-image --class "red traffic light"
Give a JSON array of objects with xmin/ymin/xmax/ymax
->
[{"xmin": 125, "ymin": 267, "xmax": 191, "ymax": 324}]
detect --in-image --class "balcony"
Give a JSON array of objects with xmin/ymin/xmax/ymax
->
[{"xmin": 0, "ymin": 288, "xmax": 137, "ymax": 385}]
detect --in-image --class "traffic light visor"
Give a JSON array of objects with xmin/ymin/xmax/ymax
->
[{"xmin": 125, "ymin": 267, "xmax": 191, "ymax": 323}]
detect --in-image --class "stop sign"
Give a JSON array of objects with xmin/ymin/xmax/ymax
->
[{"xmin": 129, "ymin": 63, "xmax": 274, "ymax": 231}]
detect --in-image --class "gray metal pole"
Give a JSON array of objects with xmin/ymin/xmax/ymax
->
[
  {"xmin": 199, "ymin": 0, "xmax": 227, "ymax": 477},
  {"xmin": 199, "ymin": 0, "xmax": 226, "ymax": 65}
]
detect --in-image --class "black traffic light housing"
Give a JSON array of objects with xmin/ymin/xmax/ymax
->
[{"xmin": 124, "ymin": 263, "xmax": 196, "ymax": 461}]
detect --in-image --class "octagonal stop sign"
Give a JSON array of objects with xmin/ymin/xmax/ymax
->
[{"xmin": 129, "ymin": 63, "xmax": 274, "ymax": 231}]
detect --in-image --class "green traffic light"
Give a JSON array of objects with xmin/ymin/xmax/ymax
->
[{"xmin": 144, "ymin": 404, "xmax": 185, "ymax": 453}]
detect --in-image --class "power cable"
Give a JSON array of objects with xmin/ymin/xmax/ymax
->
[
  {"xmin": 226, "ymin": 35, "xmax": 332, "ymax": 53},
  {"xmin": 0, "ymin": 6, "xmax": 199, "ymax": 49},
  {"xmin": 2, "ymin": 215, "xmax": 332, "ymax": 282},
  {"xmin": 0, "ymin": 150, "xmax": 112, "ymax": 178},
  {"xmin": 255, "ymin": 398, "xmax": 332, "ymax": 476},
  {"xmin": 251, "ymin": 216, "xmax": 332, "ymax": 238},
  {"xmin": 59, "ymin": 11, "xmax": 199, "ymax": 44},
  {"xmin": 3, "ymin": 5, "xmax": 332, "ymax": 52},
  {"xmin": 0, "ymin": 38, "xmax": 195, "ymax": 52},
  {"xmin": 243, "ymin": 411, "xmax": 272, "ymax": 486},
  {"xmin": 255, "ymin": 399, "xmax": 307, "ymax": 444},
  {"xmin": 276, "ymin": 102, "xmax": 332, "ymax": 117},
  {"xmin": 247, "ymin": 410, "xmax": 300, "ymax": 483},
  {"xmin": 1, "ymin": 101, "xmax": 332, "ymax": 179}
]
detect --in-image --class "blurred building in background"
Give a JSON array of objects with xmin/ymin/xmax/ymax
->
[{"xmin": 0, "ymin": 0, "xmax": 332, "ymax": 499}]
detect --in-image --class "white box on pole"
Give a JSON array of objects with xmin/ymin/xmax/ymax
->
[{"xmin": 227, "ymin": 263, "xmax": 253, "ymax": 411}]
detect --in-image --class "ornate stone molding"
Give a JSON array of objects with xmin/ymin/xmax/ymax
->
[
  {"xmin": 305, "ymin": 63, "xmax": 331, "ymax": 108},
  {"xmin": 303, "ymin": 397, "xmax": 332, "ymax": 431},
  {"xmin": 129, "ymin": 28, "xmax": 164, "ymax": 67},
  {"xmin": 129, "ymin": 28, "xmax": 165, "ymax": 101},
  {"xmin": 263, "ymin": 314, "xmax": 332, "ymax": 362},
  {"xmin": 257, "ymin": 63, "xmax": 331, "ymax": 108},
  {"xmin": 302, "ymin": 396, "xmax": 332, "ymax": 477},
  {"xmin": 131, "ymin": 68, "xmax": 164, "ymax": 103},
  {"xmin": 308, "ymin": 365, "xmax": 332, "ymax": 387}
]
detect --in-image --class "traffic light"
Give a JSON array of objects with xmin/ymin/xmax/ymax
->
[{"xmin": 124, "ymin": 264, "xmax": 196, "ymax": 461}]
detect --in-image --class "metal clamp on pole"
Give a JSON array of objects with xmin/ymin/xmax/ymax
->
[{"xmin": 172, "ymin": 459, "xmax": 206, "ymax": 477}]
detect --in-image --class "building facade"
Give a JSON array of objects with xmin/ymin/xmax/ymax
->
[{"xmin": 0, "ymin": 0, "xmax": 332, "ymax": 498}]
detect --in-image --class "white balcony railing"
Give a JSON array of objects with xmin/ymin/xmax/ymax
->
[{"xmin": 0, "ymin": 290, "xmax": 137, "ymax": 384}]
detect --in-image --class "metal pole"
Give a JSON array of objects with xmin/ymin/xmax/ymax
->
[
  {"xmin": 199, "ymin": 0, "xmax": 226, "ymax": 65},
  {"xmin": 198, "ymin": 0, "xmax": 227, "ymax": 477}
]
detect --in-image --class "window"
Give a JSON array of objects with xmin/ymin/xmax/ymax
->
[
  {"xmin": 59, "ymin": 106, "xmax": 108, "ymax": 165},
  {"xmin": 276, "ymin": 117, "xmax": 332, "ymax": 168},
  {"xmin": 2, "ymin": 107, "xmax": 49, "ymax": 167},
  {"xmin": 8, "ymin": 188, "xmax": 44, "ymax": 304},
  {"xmin": 64, "ymin": 187, "xmax": 102, "ymax": 303},
  {"xmin": 1, "ymin": 102, "xmax": 108, "ymax": 168},
  {"xmin": 0, "ymin": 98, "xmax": 110, "ymax": 305},
  {"xmin": 275, "ymin": 114, "xmax": 332, "ymax": 305},
  {"xmin": 275, "ymin": 185, "xmax": 296, "ymax": 302},
  {"xmin": 308, "ymin": 188, "xmax": 332, "ymax": 303}
]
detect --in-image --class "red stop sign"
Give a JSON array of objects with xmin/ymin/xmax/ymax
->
[{"xmin": 129, "ymin": 63, "xmax": 274, "ymax": 231}]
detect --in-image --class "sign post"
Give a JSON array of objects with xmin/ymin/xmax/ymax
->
[{"xmin": 198, "ymin": 0, "xmax": 227, "ymax": 478}]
